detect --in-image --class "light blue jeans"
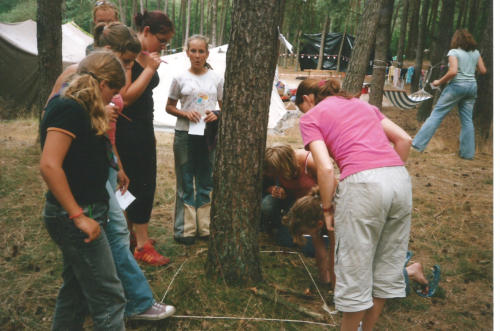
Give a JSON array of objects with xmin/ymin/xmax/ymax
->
[
  {"xmin": 106, "ymin": 167, "xmax": 154, "ymax": 316},
  {"xmin": 412, "ymin": 81, "xmax": 477, "ymax": 159},
  {"xmin": 43, "ymin": 201, "xmax": 126, "ymax": 330}
]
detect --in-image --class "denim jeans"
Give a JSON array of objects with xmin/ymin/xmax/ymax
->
[
  {"xmin": 412, "ymin": 81, "xmax": 477, "ymax": 159},
  {"xmin": 106, "ymin": 167, "xmax": 154, "ymax": 316},
  {"xmin": 261, "ymin": 194, "xmax": 325, "ymax": 257},
  {"xmin": 43, "ymin": 200, "xmax": 126, "ymax": 331},
  {"xmin": 173, "ymin": 130, "xmax": 214, "ymax": 238}
]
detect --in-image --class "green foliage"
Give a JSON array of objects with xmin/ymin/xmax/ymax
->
[
  {"xmin": 63, "ymin": 0, "xmax": 94, "ymax": 33},
  {"xmin": 0, "ymin": 0, "xmax": 36, "ymax": 22}
]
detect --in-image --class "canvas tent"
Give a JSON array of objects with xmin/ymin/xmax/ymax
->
[
  {"xmin": 153, "ymin": 44, "xmax": 288, "ymax": 131},
  {"xmin": 0, "ymin": 19, "xmax": 92, "ymax": 117},
  {"xmin": 299, "ymin": 32, "xmax": 355, "ymax": 71}
]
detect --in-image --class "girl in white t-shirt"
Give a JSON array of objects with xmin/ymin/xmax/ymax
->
[{"xmin": 166, "ymin": 35, "xmax": 223, "ymax": 245}]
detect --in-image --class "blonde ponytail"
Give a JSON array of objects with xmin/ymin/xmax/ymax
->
[{"xmin": 63, "ymin": 51, "xmax": 125, "ymax": 135}]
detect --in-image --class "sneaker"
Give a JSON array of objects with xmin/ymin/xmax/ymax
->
[
  {"xmin": 129, "ymin": 302, "xmax": 175, "ymax": 320},
  {"xmin": 134, "ymin": 241, "xmax": 170, "ymax": 266}
]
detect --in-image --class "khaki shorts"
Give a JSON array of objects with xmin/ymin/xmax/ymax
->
[{"xmin": 334, "ymin": 166, "xmax": 412, "ymax": 312}]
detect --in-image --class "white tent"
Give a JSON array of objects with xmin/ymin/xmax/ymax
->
[
  {"xmin": 152, "ymin": 44, "xmax": 288, "ymax": 131},
  {"xmin": 0, "ymin": 20, "xmax": 92, "ymax": 117}
]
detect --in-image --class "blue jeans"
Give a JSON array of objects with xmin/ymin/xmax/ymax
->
[
  {"xmin": 173, "ymin": 131, "xmax": 214, "ymax": 238},
  {"xmin": 106, "ymin": 167, "xmax": 154, "ymax": 316},
  {"xmin": 412, "ymin": 81, "xmax": 477, "ymax": 159},
  {"xmin": 261, "ymin": 194, "xmax": 325, "ymax": 257},
  {"xmin": 43, "ymin": 200, "xmax": 126, "ymax": 331}
]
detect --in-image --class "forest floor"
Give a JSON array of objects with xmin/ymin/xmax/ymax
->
[{"xmin": 0, "ymin": 71, "xmax": 493, "ymax": 330}]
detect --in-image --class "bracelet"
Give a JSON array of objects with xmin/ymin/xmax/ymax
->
[
  {"xmin": 69, "ymin": 208, "xmax": 84, "ymax": 220},
  {"xmin": 322, "ymin": 205, "xmax": 334, "ymax": 213}
]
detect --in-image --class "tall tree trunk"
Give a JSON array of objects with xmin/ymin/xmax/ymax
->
[
  {"xmin": 343, "ymin": 0, "xmax": 383, "ymax": 95},
  {"xmin": 171, "ymin": 0, "xmax": 176, "ymax": 47},
  {"xmin": 390, "ymin": 0, "xmax": 401, "ymax": 36},
  {"xmin": 396, "ymin": 0, "xmax": 409, "ymax": 67},
  {"xmin": 316, "ymin": 14, "xmax": 330, "ymax": 70},
  {"xmin": 405, "ymin": 0, "xmax": 420, "ymax": 59},
  {"xmin": 157, "ymin": 0, "xmax": 161, "ymax": 9},
  {"xmin": 417, "ymin": 0, "xmax": 455, "ymax": 122},
  {"xmin": 164, "ymin": 0, "xmax": 169, "ymax": 14},
  {"xmin": 211, "ymin": 0, "xmax": 217, "ymax": 46},
  {"xmin": 37, "ymin": 0, "xmax": 63, "ymax": 115},
  {"xmin": 467, "ymin": 0, "xmax": 479, "ymax": 35},
  {"xmin": 473, "ymin": 0, "xmax": 492, "ymax": 151},
  {"xmin": 295, "ymin": 30, "xmax": 302, "ymax": 71},
  {"xmin": 139, "ymin": 0, "xmax": 144, "ymax": 13},
  {"xmin": 206, "ymin": 0, "xmax": 285, "ymax": 285},
  {"xmin": 180, "ymin": 0, "xmax": 186, "ymax": 47},
  {"xmin": 218, "ymin": 0, "xmax": 229, "ymax": 45},
  {"xmin": 132, "ymin": 0, "xmax": 138, "ymax": 20},
  {"xmin": 369, "ymin": 0, "xmax": 394, "ymax": 109},
  {"xmin": 411, "ymin": 0, "xmax": 430, "ymax": 92},
  {"xmin": 200, "ymin": 0, "xmax": 204, "ymax": 34},
  {"xmin": 427, "ymin": 0, "xmax": 439, "ymax": 46},
  {"xmin": 184, "ymin": 0, "xmax": 191, "ymax": 43}
]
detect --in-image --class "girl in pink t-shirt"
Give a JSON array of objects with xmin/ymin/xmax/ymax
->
[{"xmin": 295, "ymin": 78, "xmax": 413, "ymax": 330}]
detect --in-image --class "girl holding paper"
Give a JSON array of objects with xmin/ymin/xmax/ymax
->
[{"xmin": 166, "ymin": 35, "xmax": 223, "ymax": 245}]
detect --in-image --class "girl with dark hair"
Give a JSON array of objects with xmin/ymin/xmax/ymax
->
[
  {"xmin": 295, "ymin": 78, "xmax": 413, "ymax": 330},
  {"xmin": 41, "ymin": 51, "xmax": 127, "ymax": 330},
  {"xmin": 116, "ymin": 11, "xmax": 174, "ymax": 264},
  {"xmin": 412, "ymin": 29, "xmax": 487, "ymax": 159},
  {"xmin": 166, "ymin": 35, "xmax": 223, "ymax": 245}
]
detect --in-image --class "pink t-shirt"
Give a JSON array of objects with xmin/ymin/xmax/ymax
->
[
  {"xmin": 107, "ymin": 94, "xmax": 124, "ymax": 146},
  {"xmin": 300, "ymin": 96, "xmax": 404, "ymax": 181}
]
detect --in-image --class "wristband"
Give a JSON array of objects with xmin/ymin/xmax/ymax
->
[
  {"xmin": 322, "ymin": 205, "xmax": 334, "ymax": 213},
  {"xmin": 69, "ymin": 208, "xmax": 84, "ymax": 220}
]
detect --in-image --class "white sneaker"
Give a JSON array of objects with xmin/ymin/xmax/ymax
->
[{"xmin": 129, "ymin": 302, "xmax": 175, "ymax": 320}]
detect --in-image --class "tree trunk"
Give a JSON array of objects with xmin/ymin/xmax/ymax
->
[
  {"xmin": 405, "ymin": 0, "xmax": 420, "ymax": 60},
  {"xmin": 467, "ymin": 0, "xmax": 479, "ymax": 35},
  {"xmin": 206, "ymin": 0, "xmax": 285, "ymax": 285},
  {"xmin": 171, "ymin": 0, "xmax": 176, "ymax": 47},
  {"xmin": 417, "ymin": 0, "xmax": 455, "ymax": 122},
  {"xmin": 473, "ymin": 0, "xmax": 492, "ymax": 151},
  {"xmin": 411, "ymin": 0, "xmax": 429, "ymax": 92},
  {"xmin": 200, "ymin": 0, "xmax": 204, "ymax": 34},
  {"xmin": 217, "ymin": 0, "xmax": 229, "ymax": 46},
  {"xmin": 342, "ymin": 0, "xmax": 383, "ymax": 95},
  {"xmin": 132, "ymin": 0, "xmax": 138, "ymax": 21},
  {"xmin": 185, "ymin": 0, "xmax": 191, "ymax": 43},
  {"xmin": 37, "ymin": 0, "xmax": 63, "ymax": 115},
  {"xmin": 164, "ymin": 0, "xmax": 169, "ymax": 14},
  {"xmin": 369, "ymin": 0, "xmax": 394, "ymax": 109},
  {"xmin": 396, "ymin": 0, "xmax": 409, "ymax": 67},
  {"xmin": 180, "ymin": 0, "xmax": 186, "ymax": 47},
  {"xmin": 139, "ymin": 0, "xmax": 144, "ymax": 13},
  {"xmin": 211, "ymin": 0, "xmax": 217, "ymax": 46},
  {"xmin": 316, "ymin": 14, "xmax": 330, "ymax": 70},
  {"xmin": 427, "ymin": 0, "xmax": 439, "ymax": 46},
  {"xmin": 295, "ymin": 30, "xmax": 302, "ymax": 71},
  {"xmin": 390, "ymin": 0, "xmax": 401, "ymax": 36}
]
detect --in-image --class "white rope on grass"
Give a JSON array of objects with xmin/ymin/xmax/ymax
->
[
  {"xmin": 158, "ymin": 249, "xmax": 337, "ymax": 327},
  {"xmin": 171, "ymin": 314, "xmax": 336, "ymax": 327},
  {"xmin": 160, "ymin": 257, "xmax": 189, "ymax": 303}
]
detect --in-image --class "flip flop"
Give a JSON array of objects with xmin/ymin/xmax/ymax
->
[
  {"xmin": 414, "ymin": 264, "xmax": 441, "ymax": 298},
  {"xmin": 404, "ymin": 251, "xmax": 414, "ymax": 296}
]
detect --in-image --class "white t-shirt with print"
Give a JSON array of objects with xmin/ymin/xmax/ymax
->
[{"xmin": 168, "ymin": 69, "xmax": 224, "ymax": 131}]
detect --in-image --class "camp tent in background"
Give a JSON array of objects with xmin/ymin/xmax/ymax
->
[
  {"xmin": 153, "ymin": 44, "xmax": 288, "ymax": 131},
  {"xmin": 0, "ymin": 20, "xmax": 92, "ymax": 118},
  {"xmin": 299, "ymin": 32, "xmax": 355, "ymax": 71}
]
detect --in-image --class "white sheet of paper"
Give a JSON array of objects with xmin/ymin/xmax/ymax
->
[
  {"xmin": 188, "ymin": 116, "xmax": 206, "ymax": 136},
  {"xmin": 115, "ymin": 190, "xmax": 136, "ymax": 210}
]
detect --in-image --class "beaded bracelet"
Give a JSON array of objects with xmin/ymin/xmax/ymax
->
[{"xmin": 69, "ymin": 208, "xmax": 84, "ymax": 220}]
